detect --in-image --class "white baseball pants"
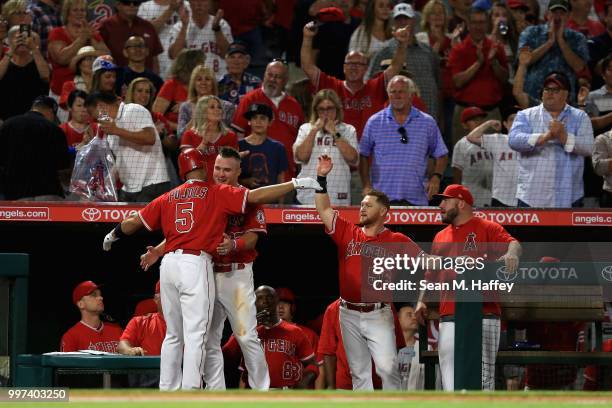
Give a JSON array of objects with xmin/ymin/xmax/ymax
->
[
  {"xmin": 203, "ymin": 263, "xmax": 270, "ymax": 390},
  {"xmin": 438, "ymin": 318, "xmax": 500, "ymax": 391},
  {"xmin": 159, "ymin": 250, "xmax": 215, "ymax": 390},
  {"xmin": 339, "ymin": 303, "xmax": 401, "ymax": 390}
]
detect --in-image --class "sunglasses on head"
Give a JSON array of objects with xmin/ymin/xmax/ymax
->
[
  {"xmin": 398, "ymin": 127, "xmax": 408, "ymax": 144},
  {"xmin": 271, "ymin": 58, "xmax": 288, "ymax": 65}
]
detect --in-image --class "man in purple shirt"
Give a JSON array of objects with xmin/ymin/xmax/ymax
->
[{"xmin": 359, "ymin": 75, "xmax": 448, "ymax": 205}]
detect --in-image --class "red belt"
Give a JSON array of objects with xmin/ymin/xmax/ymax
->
[
  {"xmin": 340, "ymin": 299, "xmax": 385, "ymax": 313},
  {"xmin": 214, "ymin": 263, "xmax": 245, "ymax": 273},
  {"xmin": 177, "ymin": 249, "xmax": 202, "ymax": 256}
]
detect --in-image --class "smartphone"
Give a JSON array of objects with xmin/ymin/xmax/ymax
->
[{"xmin": 19, "ymin": 24, "xmax": 30, "ymax": 37}]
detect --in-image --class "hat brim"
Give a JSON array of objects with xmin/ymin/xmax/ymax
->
[
  {"xmin": 393, "ymin": 12, "xmax": 415, "ymax": 18},
  {"xmin": 548, "ymin": 5, "xmax": 568, "ymax": 11},
  {"xmin": 244, "ymin": 111, "xmax": 273, "ymax": 120},
  {"xmin": 543, "ymin": 78, "xmax": 568, "ymax": 90},
  {"xmin": 433, "ymin": 193, "xmax": 454, "ymax": 201},
  {"xmin": 461, "ymin": 113, "xmax": 487, "ymax": 123},
  {"xmin": 69, "ymin": 50, "xmax": 106, "ymax": 73}
]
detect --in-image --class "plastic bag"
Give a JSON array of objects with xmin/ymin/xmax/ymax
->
[{"xmin": 69, "ymin": 134, "xmax": 118, "ymax": 202}]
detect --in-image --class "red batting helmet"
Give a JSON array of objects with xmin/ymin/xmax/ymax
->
[{"xmin": 178, "ymin": 148, "xmax": 205, "ymax": 180}]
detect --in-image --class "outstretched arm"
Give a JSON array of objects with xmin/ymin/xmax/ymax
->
[
  {"xmin": 313, "ymin": 155, "xmax": 336, "ymax": 231},
  {"xmin": 103, "ymin": 214, "xmax": 144, "ymax": 251},
  {"xmin": 248, "ymin": 178, "xmax": 322, "ymax": 204}
]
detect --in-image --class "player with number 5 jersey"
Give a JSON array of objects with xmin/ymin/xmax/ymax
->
[{"xmin": 102, "ymin": 147, "xmax": 322, "ymax": 390}]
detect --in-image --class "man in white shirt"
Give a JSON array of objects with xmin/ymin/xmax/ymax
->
[
  {"xmin": 85, "ymin": 91, "xmax": 170, "ymax": 202},
  {"xmin": 451, "ymin": 107, "xmax": 493, "ymax": 207},
  {"xmin": 467, "ymin": 111, "xmax": 519, "ymax": 207},
  {"xmin": 168, "ymin": 0, "xmax": 232, "ymax": 81},
  {"xmin": 138, "ymin": 0, "xmax": 187, "ymax": 78}
]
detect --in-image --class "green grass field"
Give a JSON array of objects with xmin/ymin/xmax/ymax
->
[{"xmin": 2, "ymin": 390, "xmax": 612, "ymax": 408}]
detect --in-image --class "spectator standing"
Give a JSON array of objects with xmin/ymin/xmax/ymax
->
[
  {"xmin": 518, "ymin": 0, "xmax": 589, "ymax": 103},
  {"xmin": 447, "ymin": 0, "xmax": 471, "ymax": 40},
  {"xmin": 137, "ymin": 0, "xmax": 184, "ymax": 77},
  {"xmin": 29, "ymin": 0, "xmax": 62, "ymax": 56},
  {"xmin": 177, "ymin": 64, "xmax": 235, "ymax": 136},
  {"xmin": 59, "ymin": 46, "xmax": 103, "ymax": 111},
  {"xmin": 218, "ymin": 42, "xmax": 262, "ymax": 106},
  {"xmin": 593, "ymin": 129, "xmax": 612, "ymax": 207},
  {"xmin": 0, "ymin": 96, "xmax": 68, "ymax": 201},
  {"xmin": 293, "ymin": 89, "xmax": 358, "ymax": 206},
  {"xmin": 232, "ymin": 60, "xmax": 304, "ymax": 179},
  {"xmin": 85, "ymin": 91, "xmax": 170, "ymax": 202},
  {"xmin": 448, "ymin": 7, "xmax": 509, "ymax": 144},
  {"xmin": 180, "ymin": 95, "xmax": 239, "ymax": 179},
  {"xmin": 567, "ymin": 0, "xmax": 605, "ymax": 38},
  {"xmin": 2, "ymin": 0, "xmax": 41, "ymax": 45},
  {"xmin": 0, "ymin": 25, "xmax": 49, "ymax": 120},
  {"xmin": 60, "ymin": 89, "xmax": 98, "ymax": 149},
  {"xmin": 47, "ymin": 0, "xmax": 109, "ymax": 104},
  {"xmin": 369, "ymin": 3, "xmax": 441, "ymax": 121},
  {"xmin": 168, "ymin": 0, "xmax": 233, "ymax": 81},
  {"xmin": 359, "ymin": 75, "xmax": 448, "ymax": 205},
  {"xmin": 488, "ymin": 1, "xmax": 519, "ymax": 70},
  {"xmin": 152, "ymin": 48, "xmax": 205, "ymax": 130},
  {"xmin": 61, "ymin": 281, "xmax": 123, "ymax": 352},
  {"xmin": 451, "ymin": 107, "xmax": 493, "ymax": 207},
  {"xmin": 119, "ymin": 36, "xmax": 164, "ymax": 97},
  {"xmin": 507, "ymin": 0, "xmax": 531, "ymax": 34},
  {"xmin": 99, "ymin": 0, "xmax": 163, "ymax": 73},
  {"xmin": 509, "ymin": 71, "xmax": 594, "ymax": 207},
  {"xmin": 466, "ymin": 111, "xmax": 519, "ymax": 207},
  {"xmin": 238, "ymin": 103, "xmax": 289, "ymax": 189},
  {"xmin": 91, "ymin": 55, "xmax": 120, "ymax": 96},
  {"xmin": 584, "ymin": 54, "xmax": 612, "ymax": 135},
  {"xmin": 348, "ymin": 0, "xmax": 393, "ymax": 58}
]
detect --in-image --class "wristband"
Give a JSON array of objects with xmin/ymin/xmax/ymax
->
[
  {"xmin": 232, "ymin": 237, "xmax": 246, "ymax": 252},
  {"xmin": 431, "ymin": 172, "xmax": 443, "ymax": 180},
  {"xmin": 113, "ymin": 224, "xmax": 127, "ymax": 239},
  {"xmin": 316, "ymin": 175, "xmax": 327, "ymax": 194}
]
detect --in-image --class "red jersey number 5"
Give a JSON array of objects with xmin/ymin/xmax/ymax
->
[{"xmin": 176, "ymin": 202, "xmax": 194, "ymax": 233}]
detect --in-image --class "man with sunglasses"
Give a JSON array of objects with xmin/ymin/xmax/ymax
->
[
  {"xmin": 359, "ymin": 75, "xmax": 448, "ymax": 206},
  {"xmin": 509, "ymin": 71, "xmax": 594, "ymax": 207},
  {"xmin": 99, "ymin": 0, "xmax": 163, "ymax": 73},
  {"xmin": 120, "ymin": 36, "xmax": 164, "ymax": 93}
]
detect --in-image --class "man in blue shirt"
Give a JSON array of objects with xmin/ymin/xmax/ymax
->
[
  {"xmin": 218, "ymin": 42, "xmax": 262, "ymax": 106},
  {"xmin": 518, "ymin": 0, "xmax": 589, "ymax": 103},
  {"xmin": 509, "ymin": 71, "xmax": 594, "ymax": 208},
  {"xmin": 359, "ymin": 75, "xmax": 448, "ymax": 206}
]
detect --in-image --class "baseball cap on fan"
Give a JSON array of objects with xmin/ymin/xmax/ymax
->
[
  {"xmin": 460, "ymin": 106, "xmax": 487, "ymax": 123},
  {"xmin": 543, "ymin": 71, "xmax": 570, "ymax": 90},
  {"xmin": 392, "ymin": 3, "xmax": 415, "ymax": 18},
  {"xmin": 72, "ymin": 280, "xmax": 101, "ymax": 304},
  {"xmin": 548, "ymin": 0, "xmax": 570, "ymax": 12},
  {"xmin": 92, "ymin": 55, "xmax": 119, "ymax": 74},
  {"xmin": 276, "ymin": 287, "xmax": 296, "ymax": 303},
  {"xmin": 227, "ymin": 41, "xmax": 249, "ymax": 56},
  {"xmin": 433, "ymin": 184, "xmax": 474, "ymax": 206}
]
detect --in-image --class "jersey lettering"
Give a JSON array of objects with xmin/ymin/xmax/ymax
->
[{"xmin": 175, "ymin": 202, "xmax": 194, "ymax": 233}]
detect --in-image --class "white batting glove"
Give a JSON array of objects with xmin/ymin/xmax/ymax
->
[
  {"xmin": 103, "ymin": 230, "xmax": 118, "ymax": 251},
  {"xmin": 292, "ymin": 177, "xmax": 322, "ymax": 190}
]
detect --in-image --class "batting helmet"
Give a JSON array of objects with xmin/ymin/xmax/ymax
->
[{"xmin": 178, "ymin": 148, "xmax": 205, "ymax": 180}]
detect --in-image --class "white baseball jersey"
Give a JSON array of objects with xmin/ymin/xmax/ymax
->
[
  {"xmin": 481, "ymin": 133, "xmax": 519, "ymax": 206},
  {"xmin": 451, "ymin": 137, "xmax": 493, "ymax": 207},
  {"xmin": 293, "ymin": 122, "xmax": 358, "ymax": 206},
  {"xmin": 168, "ymin": 17, "xmax": 233, "ymax": 81}
]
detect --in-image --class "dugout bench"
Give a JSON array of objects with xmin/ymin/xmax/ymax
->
[
  {"xmin": 418, "ymin": 284, "xmax": 611, "ymax": 390},
  {"xmin": 14, "ymin": 354, "xmax": 160, "ymax": 387}
]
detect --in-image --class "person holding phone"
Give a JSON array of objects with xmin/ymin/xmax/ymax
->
[{"xmin": 0, "ymin": 24, "xmax": 49, "ymax": 119}]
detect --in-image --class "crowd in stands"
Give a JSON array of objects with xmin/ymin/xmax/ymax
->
[{"xmin": 0, "ymin": 0, "xmax": 611, "ymax": 207}]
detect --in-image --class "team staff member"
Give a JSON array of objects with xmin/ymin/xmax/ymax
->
[
  {"xmin": 415, "ymin": 184, "xmax": 521, "ymax": 391},
  {"xmin": 61, "ymin": 281, "xmax": 122, "ymax": 353},
  {"xmin": 102, "ymin": 148, "xmax": 321, "ymax": 390},
  {"xmin": 140, "ymin": 147, "xmax": 271, "ymax": 391},
  {"xmin": 313, "ymin": 155, "xmax": 424, "ymax": 390},
  {"xmin": 118, "ymin": 280, "xmax": 166, "ymax": 356}
]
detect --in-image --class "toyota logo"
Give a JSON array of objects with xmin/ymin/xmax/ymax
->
[
  {"xmin": 496, "ymin": 266, "xmax": 517, "ymax": 282},
  {"xmin": 82, "ymin": 208, "xmax": 102, "ymax": 222},
  {"xmin": 601, "ymin": 265, "xmax": 612, "ymax": 282}
]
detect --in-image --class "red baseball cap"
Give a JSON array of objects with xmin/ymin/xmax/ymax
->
[
  {"xmin": 72, "ymin": 280, "xmax": 100, "ymax": 305},
  {"xmin": 507, "ymin": 0, "xmax": 529, "ymax": 10},
  {"xmin": 276, "ymin": 287, "xmax": 296, "ymax": 303},
  {"xmin": 155, "ymin": 280, "xmax": 160, "ymax": 294},
  {"xmin": 434, "ymin": 184, "xmax": 474, "ymax": 206},
  {"xmin": 539, "ymin": 256, "xmax": 561, "ymax": 263},
  {"xmin": 543, "ymin": 72, "xmax": 570, "ymax": 91},
  {"xmin": 460, "ymin": 106, "xmax": 487, "ymax": 123},
  {"xmin": 317, "ymin": 7, "xmax": 345, "ymax": 22}
]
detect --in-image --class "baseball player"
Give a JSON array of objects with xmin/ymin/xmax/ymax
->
[
  {"xmin": 61, "ymin": 281, "xmax": 123, "ymax": 353},
  {"xmin": 276, "ymin": 287, "xmax": 324, "ymax": 388},
  {"xmin": 415, "ymin": 184, "xmax": 522, "ymax": 391},
  {"xmin": 102, "ymin": 147, "xmax": 321, "ymax": 390},
  {"xmin": 225, "ymin": 286, "xmax": 319, "ymax": 389},
  {"xmin": 313, "ymin": 155, "xmax": 424, "ymax": 390},
  {"xmin": 140, "ymin": 146, "xmax": 271, "ymax": 390}
]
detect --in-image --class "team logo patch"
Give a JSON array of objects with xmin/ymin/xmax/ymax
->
[
  {"xmin": 256, "ymin": 209, "xmax": 265, "ymax": 225},
  {"xmin": 463, "ymin": 232, "xmax": 477, "ymax": 252}
]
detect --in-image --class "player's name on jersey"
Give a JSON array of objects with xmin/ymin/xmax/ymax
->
[{"xmin": 371, "ymin": 279, "xmax": 515, "ymax": 293}]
